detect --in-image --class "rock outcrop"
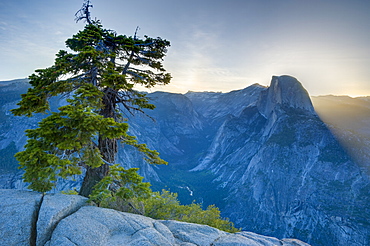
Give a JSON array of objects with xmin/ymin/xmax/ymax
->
[
  {"xmin": 0, "ymin": 189, "xmax": 310, "ymax": 246},
  {"xmin": 257, "ymin": 75, "xmax": 315, "ymax": 118}
]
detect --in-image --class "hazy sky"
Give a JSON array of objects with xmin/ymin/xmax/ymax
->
[{"xmin": 1, "ymin": 0, "xmax": 369, "ymax": 96}]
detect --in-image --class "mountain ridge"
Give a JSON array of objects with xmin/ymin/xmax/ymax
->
[{"xmin": 0, "ymin": 76, "xmax": 369, "ymax": 246}]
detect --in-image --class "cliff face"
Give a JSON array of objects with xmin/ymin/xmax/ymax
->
[
  {"xmin": 0, "ymin": 76, "xmax": 369, "ymax": 246},
  {"xmin": 0, "ymin": 189, "xmax": 310, "ymax": 246},
  {"xmin": 257, "ymin": 75, "xmax": 315, "ymax": 117}
]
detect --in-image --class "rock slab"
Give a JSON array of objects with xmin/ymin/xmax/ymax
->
[
  {"xmin": 0, "ymin": 189, "xmax": 310, "ymax": 246},
  {"xmin": 0, "ymin": 189, "xmax": 42, "ymax": 246}
]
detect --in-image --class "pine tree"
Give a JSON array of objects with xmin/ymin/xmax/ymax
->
[{"xmin": 11, "ymin": 0, "xmax": 171, "ymax": 197}]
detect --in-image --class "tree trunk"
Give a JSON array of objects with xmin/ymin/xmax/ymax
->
[
  {"xmin": 79, "ymin": 89, "xmax": 117, "ymax": 197},
  {"xmin": 79, "ymin": 162, "xmax": 109, "ymax": 197}
]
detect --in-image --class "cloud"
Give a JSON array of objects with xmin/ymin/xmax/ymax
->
[{"xmin": 0, "ymin": 21, "xmax": 8, "ymax": 30}]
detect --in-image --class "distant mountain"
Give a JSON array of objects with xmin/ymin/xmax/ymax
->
[{"xmin": 0, "ymin": 76, "xmax": 369, "ymax": 246}]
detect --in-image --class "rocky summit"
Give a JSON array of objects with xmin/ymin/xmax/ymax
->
[
  {"xmin": 0, "ymin": 189, "xmax": 310, "ymax": 246},
  {"xmin": 0, "ymin": 76, "xmax": 369, "ymax": 246}
]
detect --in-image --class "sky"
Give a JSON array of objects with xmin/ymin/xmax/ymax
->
[{"xmin": 1, "ymin": 0, "xmax": 370, "ymax": 96}]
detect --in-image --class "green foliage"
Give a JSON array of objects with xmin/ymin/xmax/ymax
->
[
  {"xmin": 61, "ymin": 189, "xmax": 79, "ymax": 195},
  {"xmin": 92, "ymin": 187, "xmax": 239, "ymax": 233},
  {"xmin": 143, "ymin": 190, "xmax": 240, "ymax": 233},
  {"xmin": 89, "ymin": 164, "xmax": 151, "ymax": 206},
  {"xmin": 11, "ymin": 3, "xmax": 170, "ymax": 195},
  {"xmin": 14, "ymin": 84, "xmax": 124, "ymax": 192}
]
